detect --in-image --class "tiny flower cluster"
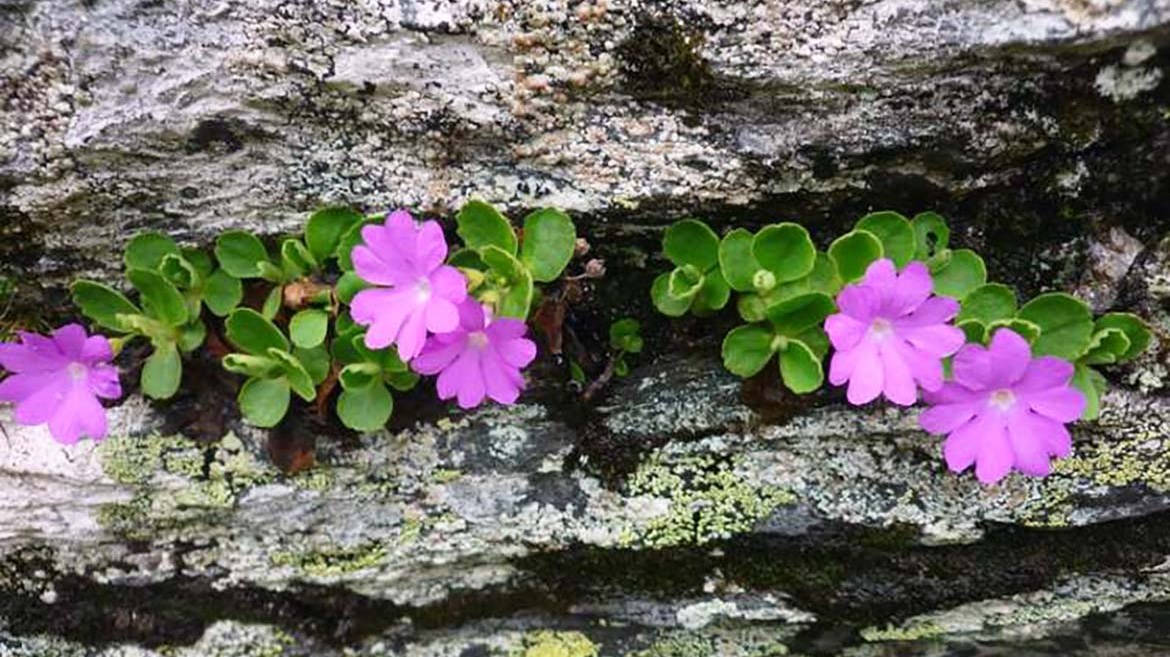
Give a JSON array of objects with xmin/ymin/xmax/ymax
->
[
  {"xmin": 1, "ymin": 201, "xmax": 580, "ymax": 443},
  {"xmin": 652, "ymin": 210, "xmax": 1152, "ymax": 485}
]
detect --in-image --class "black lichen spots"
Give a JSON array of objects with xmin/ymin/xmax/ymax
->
[
  {"xmin": 186, "ymin": 118, "xmax": 244, "ymax": 154},
  {"xmin": 616, "ymin": 14, "xmax": 744, "ymax": 108}
]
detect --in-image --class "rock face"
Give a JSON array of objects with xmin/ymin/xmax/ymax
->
[{"xmin": 2, "ymin": 0, "xmax": 1170, "ymax": 655}]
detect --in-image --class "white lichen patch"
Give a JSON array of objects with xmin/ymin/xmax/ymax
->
[{"xmin": 1095, "ymin": 64, "xmax": 1163, "ymax": 102}]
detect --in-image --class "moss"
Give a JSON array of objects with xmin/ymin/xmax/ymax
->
[
  {"xmin": 512, "ymin": 631, "xmax": 599, "ymax": 657},
  {"xmin": 623, "ymin": 452, "xmax": 794, "ymax": 548},
  {"xmin": 432, "ymin": 468, "xmax": 463, "ymax": 484},
  {"xmin": 860, "ymin": 621, "xmax": 944, "ymax": 642},
  {"xmin": 616, "ymin": 15, "xmax": 741, "ymax": 107},
  {"xmin": 398, "ymin": 517, "xmax": 422, "ymax": 545},
  {"xmin": 270, "ymin": 543, "xmax": 387, "ymax": 578}
]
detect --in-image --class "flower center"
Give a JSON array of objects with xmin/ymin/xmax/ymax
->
[
  {"xmin": 468, "ymin": 331, "xmax": 489, "ymax": 350},
  {"xmin": 989, "ymin": 388, "xmax": 1016, "ymax": 411},
  {"xmin": 66, "ymin": 362, "xmax": 86, "ymax": 381},
  {"xmin": 414, "ymin": 278, "xmax": 432, "ymax": 303},
  {"xmin": 869, "ymin": 318, "xmax": 893, "ymax": 341}
]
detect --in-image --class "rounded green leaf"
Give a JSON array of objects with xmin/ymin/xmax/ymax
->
[
  {"xmin": 721, "ymin": 324, "xmax": 777, "ymax": 378},
  {"xmin": 261, "ymin": 286, "xmax": 282, "ymax": 320},
  {"xmin": 181, "ymin": 248, "xmax": 214, "ymax": 279},
  {"xmin": 226, "ymin": 308, "xmax": 289, "ymax": 355},
  {"xmin": 1094, "ymin": 312, "xmax": 1151, "ymax": 362},
  {"xmin": 932, "ymin": 249, "xmax": 987, "ymax": 301},
  {"xmin": 806, "ymin": 252, "xmax": 843, "ymax": 296},
  {"xmin": 855, "ymin": 211, "xmax": 915, "ymax": 268},
  {"xmin": 778, "ymin": 339, "xmax": 823, "ymax": 394},
  {"xmin": 651, "ymin": 272, "xmax": 692, "ymax": 317},
  {"xmin": 268, "ymin": 348, "xmax": 316, "ymax": 402},
  {"xmin": 306, "ymin": 206, "xmax": 363, "ymax": 263},
  {"xmin": 1081, "ymin": 327, "xmax": 1132, "ymax": 366},
  {"xmin": 520, "ymin": 207, "xmax": 576, "ymax": 282},
  {"xmin": 294, "ymin": 345, "xmax": 331, "ymax": 385},
  {"xmin": 663, "ymin": 219, "xmax": 719, "ymax": 270},
  {"xmin": 141, "ymin": 342, "xmax": 182, "ymax": 400},
  {"xmin": 159, "ymin": 253, "xmax": 200, "ymax": 291},
  {"xmin": 177, "ymin": 319, "xmax": 207, "ymax": 353},
  {"xmin": 289, "ymin": 309, "xmax": 329, "ymax": 349},
  {"xmin": 215, "ymin": 231, "xmax": 270, "ymax": 278},
  {"xmin": 281, "ymin": 238, "xmax": 316, "ymax": 278},
  {"xmin": 332, "ymin": 328, "xmax": 365, "ymax": 366},
  {"xmin": 1071, "ymin": 363, "xmax": 1107, "ymax": 420},
  {"xmin": 204, "ymin": 269, "xmax": 243, "ymax": 317},
  {"xmin": 222, "ymin": 353, "xmax": 280, "ymax": 378},
  {"xmin": 752, "ymin": 223, "xmax": 816, "ymax": 283},
  {"xmin": 339, "ymin": 362, "xmax": 380, "ymax": 390},
  {"xmin": 1017, "ymin": 292, "xmax": 1093, "ymax": 360},
  {"xmin": 718, "ymin": 228, "xmax": 764, "ymax": 292},
  {"xmin": 336, "ymin": 271, "xmax": 368, "ymax": 305},
  {"xmin": 736, "ymin": 294, "xmax": 766, "ymax": 323},
  {"xmin": 448, "ymin": 248, "xmax": 487, "ymax": 271},
  {"xmin": 957, "ymin": 283, "xmax": 1017, "ymax": 325},
  {"xmin": 692, "ymin": 269, "xmax": 731, "ymax": 315},
  {"xmin": 667, "ymin": 265, "xmax": 704, "ymax": 301},
  {"xmin": 71, "ymin": 280, "xmax": 141, "ymax": 332},
  {"xmin": 957, "ymin": 319, "xmax": 987, "ymax": 344},
  {"xmin": 337, "ymin": 382, "xmax": 393, "ymax": 432},
  {"xmin": 765, "ymin": 292, "xmax": 835, "ymax": 337},
  {"xmin": 125, "ymin": 232, "xmax": 180, "ymax": 272},
  {"xmin": 828, "ymin": 229, "xmax": 883, "ymax": 283},
  {"xmin": 238, "ymin": 377, "xmax": 291, "ymax": 428},
  {"xmin": 457, "ymin": 200, "xmax": 517, "ymax": 255},
  {"xmin": 386, "ymin": 371, "xmax": 420, "ymax": 392},
  {"xmin": 482, "ymin": 245, "xmax": 534, "ymax": 319},
  {"xmin": 127, "ymin": 269, "xmax": 189, "ymax": 328},
  {"xmin": 796, "ymin": 327, "xmax": 830, "ymax": 360},
  {"xmin": 609, "ymin": 318, "xmax": 643, "ymax": 353},
  {"xmin": 987, "ymin": 318, "xmax": 1041, "ymax": 344},
  {"xmin": 911, "ymin": 212, "xmax": 951, "ymax": 262}
]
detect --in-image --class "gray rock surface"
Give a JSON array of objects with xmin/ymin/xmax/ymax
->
[{"xmin": 3, "ymin": 0, "xmax": 1170, "ymax": 655}]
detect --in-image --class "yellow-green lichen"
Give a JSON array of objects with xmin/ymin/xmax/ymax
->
[
  {"xmin": 623, "ymin": 453, "xmax": 794, "ymax": 548},
  {"xmin": 270, "ymin": 543, "xmax": 387, "ymax": 578},
  {"xmin": 629, "ymin": 633, "xmax": 715, "ymax": 657},
  {"xmin": 860, "ymin": 621, "xmax": 944, "ymax": 642},
  {"xmin": 432, "ymin": 468, "xmax": 463, "ymax": 484},
  {"xmin": 511, "ymin": 631, "xmax": 599, "ymax": 657}
]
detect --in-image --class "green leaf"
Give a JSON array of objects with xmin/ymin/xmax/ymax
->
[
  {"xmin": 177, "ymin": 320, "xmax": 207, "ymax": 353},
  {"xmin": 332, "ymin": 329, "xmax": 365, "ymax": 366},
  {"xmin": 663, "ymin": 219, "xmax": 719, "ymax": 270},
  {"xmin": 1071, "ymin": 363, "xmax": 1107, "ymax": 421},
  {"xmin": 268, "ymin": 348, "xmax": 316, "ymax": 401},
  {"xmin": 125, "ymin": 232, "xmax": 180, "ymax": 272},
  {"xmin": 692, "ymin": 270, "xmax": 731, "ymax": 315},
  {"xmin": 722, "ymin": 324, "xmax": 777, "ymax": 377},
  {"xmin": 457, "ymin": 200, "xmax": 517, "ymax": 255},
  {"xmin": 141, "ymin": 342, "xmax": 181, "ymax": 400},
  {"xmin": 222, "ymin": 353, "xmax": 280, "ymax": 378},
  {"xmin": 158, "ymin": 253, "xmax": 200, "ymax": 291},
  {"xmin": 932, "ymin": 249, "xmax": 987, "ymax": 301},
  {"xmin": 736, "ymin": 294, "xmax": 767, "ymax": 323},
  {"xmin": 204, "ymin": 270, "xmax": 243, "ymax": 317},
  {"xmin": 127, "ymin": 269, "xmax": 189, "ymax": 327},
  {"xmin": 215, "ymin": 230, "xmax": 270, "ymax": 278},
  {"xmin": 805, "ymin": 252, "xmax": 844, "ymax": 296},
  {"xmin": 753, "ymin": 223, "xmax": 816, "ymax": 283},
  {"xmin": 261, "ymin": 286, "xmax": 282, "ymax": 320},
  {"xmin": 911, "ymin": 211, "xmax": 951, "ymax": 262},
  {"xmin": 855, "ymin": 211, "xmax": 915, "ymax": 268},
  {"xmin": 386, "ymin": 371, "xmax": 420, "ymax": 392},
  {"xmin": 667, "ymin": 265, "xmax": 704, "ymax": 301},
  {"xmin": 652, "ymin": 272, "xmax": 693, "ymax": 317},
  {"xmin": 718, "ymin": 228, "xmax": 764, "ymax": 292},
  {"xmin": 306, "ymin": 206, "xmax": 363, "ymax": 263},
  {"xmin": 1093, "ymin": 313, "xmax": 1151, "ymax": 362},
  {"xmin": 828, "ymin": 229, "xmax": 883, "ymax": 283},
  {"xmin": 569, "ymin": 360, "xmax": 586, "ymax": 384},
  {"xmin": 225, "ymin": 308, "xmax": 289, "ymax": 355},
  {"xmin": 289, "ymin": 309, "xmax": 329, "ymax": 349},
  {"xmin": 339, "ymin": 362, "xmax": 380, "ymax": 390},
  {"xmin": 765, "ymin": 292, "xmax": 835, "ymax": 336},
  {"xmin": 987, "ymin": 318, "xmax": 1041, "ymax": 344},
  {"xmin": 614, "ymin": 357, "xmax": 630, "ymax": 377},
  {"xmin": 957, "ymin": 283, "xmax": 1017, "ymax": 325},
  {"xmin": 181, "ymin": 248, "xmax": 214, "ymax": 279},
  {"xmin": 337, "ymin": 382, "xmax": 393, "ymax": 432},
  {"xmin": 1017, "ymin": 292, "xmax": 1093, "ymax": 360},
  {"xmin": 609, "ymin": 318, "xmax": 643, "ymax": 353},
  {"xmin": 481, "ymin": 245, "xmax": 534, "ymax": 319},
  {"xmin": 295, "ymin": 345, "xmax": 331, "ymax": 385},
  {"xmin": 1081, "ymin": 327, "xmax": 1132, "ymax": 366},
  {"xmin": 957, "ymin": 319, "xmax": 987, "ymax": 344},
  {"xmin": 71, "ymin": 280, "xmax": 141, "ymax": 332},
  {"xmin": 336, "ymin": 271, "xmax": 368, "ymax": 305},
  {"xmin": 256, "ymin": 260, "xmax": 286, "ymax": 284},
  {"xmin": 280, "ymin": 238, "xmax": 316, "ymax": 278},
  {"xmin": 797, "ymin": 326, "xmax": 830, "ymax": 359},
  {"xmin": 337, "ymin": 218, "xmax": 378, "ymax": 272},
  {"xmin": 113, "ymin": 314, "xmax": 168, "ymax": 342},
  {"xmin": 238, "ymin": 377, "xmax": 291, "ymax": 428},
  {"xmin": 448, "ymin": 248, "xmax": 487, "ymax": 271},
  {"xmin": 778, "ymin": 339, "xmax": 823, "ymax": 394},
  {"xmin": 520, "ymin": 207, "xmax": 576, "ymax": 282}
]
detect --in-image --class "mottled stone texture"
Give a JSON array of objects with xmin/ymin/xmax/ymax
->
[{"xmin": 3, "ymin": 0, "xmax": 1170, "ymax": 655}]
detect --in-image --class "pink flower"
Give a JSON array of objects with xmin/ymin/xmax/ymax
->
[
  {"xmin": 412, "ymin": 300, "xmax": 537, "ymax": 409},
  {"xmin": 920, "ymin": 328, "xmax": 1085, "ymax": 485},
  {"xmin": 0, "ymin": 324, "xmax": 121, "ymax": 444},
  {"xmin": 825, "ymin": 259, "xmax": 966, "ymax": 406},
  {"xmin": 350, "ymin": 210, "xmax": 468, "ymax": 362}
]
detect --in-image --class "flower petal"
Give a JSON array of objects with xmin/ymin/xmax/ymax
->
[
  {"xmin": 942, "ymin": 415, "xmax": 984, "ymax": 474},
  {"xmin": 862, "ymin": 258, "xmax": 897, "ymax": 288},
  {"xmin": 48, "ymin": 383, "xmax": 107, "ymax": 444},
  {"xmin": 416, "ymin": 220, "xmax": 449, "ymax": 271},
  {"xmin": 878, "ymin": 340, "xmax": 918, "ymax": 406},
  {"xmin": 88, "ymin": 364, "xmax": 122, "ymax": 400},
  {"xmin": 52, "ymin": 324, "xmax": 89, "ymax": 360},
  {"xmin": 845, "ymin": 340, "xmax": 883, "ymax": 405},
  {"xmin": 395, "ymin": 308, "xmax": 430, "ymax": 362},
  {"xmin": 885, "ymin": 261, "xmax": 932, "ymax": 316},
  {"xmin": 828, "ymin": 343, "xmax": 861, "ymax": 386},
  {"xmin": 1024, "ymin": 386, "xmax": 1086, "ymax": 423},
  {"xmin": 13, "ymin": 375, "xmax": 71, "ymax": 425},
  {"xmin": 836, "ymin": 284, "xmax": 881, "ymax": 322},
  {"xmin": 352, "ymin": 288, "xmax": 415, "ymax": 349},
  {"xmin": 0, "ymin": 342, "xmax": 63, "ymax": 373},
  {"xmin": 824, "ymin": 314, "xmax": 867, "ymax": 351},
  {"xmin": 81, "ymin": 335, "xmax": 114, "ymax": 364},
  {"xmin": 888, "ymin": 336, "xmax": 945, "ymax": 391},
  {"xmin": 413, "ymin": 336, "xmax": 466, "ymax": 375},
  {"xmin": 920, "ymin": 400, "xmax": 981, "ymax": 435},
  {"xmin": 896, "ymin": 296, "xmax": 960, "ymax": 327},
  {"xmin": 952, "ymin": 343, "xmax": 993, "ymax": 391},
  {"xmin": 974, "ymin": 416, "xmax": 1013, "ymax": 485},
  {"xmin": 352, "ymin": 245, "xmax": 413, "ymax": 286},
  {"xmin": 923, "ymin": 381, "xmax": 984, "ymax": 405},
  {"xmin": 430, "ymin": 266, "xmax": 468, "ymax": 304},
  {"xmin": 1006, "ymin": 410, "xmax": 1053, "ymax": 477},
  {"xmin": 987, "ymin": 328, "xmax": 1031, "ymax": 386},
  {"xmin": 1013, "ymin": 409, "xmax": 1072, "ymax": 460},
  {"xmin": 0, "ymin": 371, "xmax": 60, "ymax": 403},
  {"xmin": 485, "ymin": 317, "xmax": 529, "ymax": 342},
  {"xmin": 496, "ymin": 337, "xmax": 537, "ymax": 368},
  {"xmin": 898, "ymin": 324, "xmax": 965, "ymax": 358},
  {"xmin": 1016, "ymin": 356, "xmax": 1075, "ymax": 392},
  {"xmin": 425, "ymin": 297, "xmax": 460, "ymax": 334},
  {"xmin": 481, "ymin": 348, "xmax": 522, "ymax": 404}
]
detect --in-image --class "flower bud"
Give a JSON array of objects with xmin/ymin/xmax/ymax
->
[{"xmin": 752, "ymin": 269, "xmax": 777, "ymax": 294}]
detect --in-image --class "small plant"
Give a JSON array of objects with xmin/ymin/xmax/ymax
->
[{"xmin": 652, "ymin": 210, "xmax": 1154, "ymax": 484}]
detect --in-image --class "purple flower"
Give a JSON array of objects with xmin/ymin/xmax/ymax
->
[
  {"xmin": 824, "ymin": 259, "xmax": 966, "ymax": 406},
  {"xmin": 350, "ymin": 209, "xmax": 468, "ymax": 362},
  {"xmin": 0, "ymin": 324, "xmax": 121, "ymax": 444},
  {"xmin": 920, "ymin": 328, "xmax": 1085, "ymax": 485},
  {"xmin": 412, "ymin": 300, "xmax": 537, "ymax": 409}
]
